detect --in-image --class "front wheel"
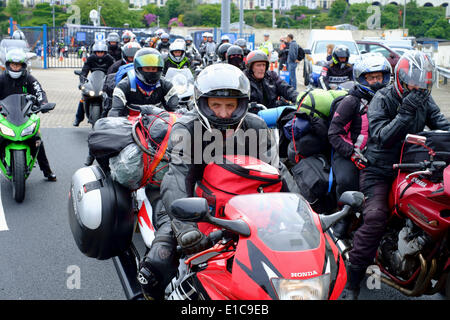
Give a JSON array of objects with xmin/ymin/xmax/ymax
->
[
  {"xmin": 90, "ymin": 104, "xmax": 101, "ymax": 127},
  {"xmin": 12, "ymin": 150, "xmax": 26, "ymax": 203}
]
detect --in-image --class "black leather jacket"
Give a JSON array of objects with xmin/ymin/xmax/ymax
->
[
  {"xmin": 160, "ymin": 110, "xmax": 299, "ymax": 216},
  {"xmin": 80, "ymin": 54, "xmax": 115, "ymax": 78},
  {"xmin": 107, "ymin": 76, "xmax": 179, "ymax": 117},
  {"xmin": 244, "ymin": 69, "xmax": 298, "ymax": 109},
  {"xmin": 0, "ymin": 72, "xmax": 48, "ymax": 105},
  {"xmin": 365, "ymin": 85, "xmax": 450, "ymax": 172}
]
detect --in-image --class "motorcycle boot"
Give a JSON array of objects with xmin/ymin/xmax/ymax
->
[
  {"xmin": 84, "ymin": 151, "xmax": 95, "ymax": 166},
  {"xmin": 36, "ymin": 141, "xmax": 57, "ymax": 182},
  {"xmin": 340, "ymin": 263, "xmax": 367, "ymax": 300}
]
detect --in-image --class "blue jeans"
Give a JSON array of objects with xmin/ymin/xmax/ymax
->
[{"xmin": 288, "ymin": 62, "xmax": 297, "ymax": 90}]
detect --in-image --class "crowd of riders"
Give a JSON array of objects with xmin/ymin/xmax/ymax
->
[{"xmin": 9, "ymin": 27, "xmax": 449, "ymax": 300}]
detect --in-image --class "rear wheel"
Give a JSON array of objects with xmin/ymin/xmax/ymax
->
[{"xmin": 12, "ymin": 150, "xmax": 26, "ymax": 203}]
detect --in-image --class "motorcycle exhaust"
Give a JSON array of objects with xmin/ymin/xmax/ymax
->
[{"xmin": 112, "ymin": 245, "xmax": 145, "ymax": 300}]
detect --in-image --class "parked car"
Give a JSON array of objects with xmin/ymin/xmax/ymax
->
[
  {"xmin": 356, "ymin": 40, "xmax": 400, "ymax": 72},
  {"xmin": 303, "ymin": 30, "xmax": 361, "ymax": 86}
]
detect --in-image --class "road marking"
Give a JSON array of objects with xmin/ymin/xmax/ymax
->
[{"xmin": 0, "ymin": 185, "xmax": 9, "ymax": 231}]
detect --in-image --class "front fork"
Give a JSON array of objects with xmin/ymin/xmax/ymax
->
[{"xmin": 0, "ymin": 143, "xmax": 36, "ymax": 179}]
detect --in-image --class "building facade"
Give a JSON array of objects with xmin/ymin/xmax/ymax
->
[{"xmin": 348, "ymin": 0, "xmax": 449, "ymax": 6}]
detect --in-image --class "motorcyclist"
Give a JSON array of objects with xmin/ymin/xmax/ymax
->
[
  {"xmin": 162, "ymin": 40, "xmax": 191, "ymax": 75},
  {"xmin": 136, "ymin": 63, "xmax": 299, "ymax": 300},
  {"xmin": 244, "ymin": 50, "xmax": 298, "ymax": 109},
  {"xmin": 226, "ymin": 45, "xmax": 245, "ymax": 70},
  {"xmin": 217, "ymin": 42, "xmax": 232, "ymax": 62},
  {"xmin": 215, "ymin": 35, "xmax": 230, "ymax": 55},
  {"xmin": 184, "ymin": 35, "xmax": 201, "ymax": 64},
  {"xmin": 108, "ymin": 48, "xmax": 180, "ymax": 117},
  {"xmin": 234, "ymin": 38, "xmax": 251, "ymax": 58},
  {"xmin": 121, "ymin": 31, "xmax": 134, "ymax": 45},
  {"xmin": 73, "ymin": 41, "xmax": 114, "ymax": 127},
  {"xmin": 328, "ymin": 55, "xmax": 392, "ymax": 239},
  {"xmin": 0, "ymin": 49, "xmax": 56, "ymax": 181},
  {"xmin": 319, "ymin": 45, "xmax": 353, "ymax": 90},
  {"xmin": 107, "ymin": 41, "xmax": 141, "ymax": 75},
  {"xmin": 340, "ymin": 51, "xmax": 450, "ymax": 300},
  {"xmin": 156, "ymin": 33, "xmax": 171, "ymax": 53},
  {"xmin": 106, "ymin": 32, "xmax": 122, "ymax": 62}
]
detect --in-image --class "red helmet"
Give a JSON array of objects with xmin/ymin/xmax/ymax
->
[
  {"xmin": 394, "ymin": 51, "xmax": 436, "ymax": 98},
  {"xmin": 245, "ymin": 50, "xmax": 269, "ymax": 71}
]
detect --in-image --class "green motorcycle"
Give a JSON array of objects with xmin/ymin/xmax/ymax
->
[{"xmin": 0, "ymin": 94, "xmax": 55, "ymax": 202}]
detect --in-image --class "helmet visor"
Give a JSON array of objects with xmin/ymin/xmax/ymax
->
[
  {"xmin": 195, "ymin": 64, "xmax": 250, "ymax": 99},
  {"xmin": 135, "ymin": 53, "xmax": 164, "ymax": 68},
  {"xmin": 397, "ymin": 52, "xmax": 436, "ymax": 91}
]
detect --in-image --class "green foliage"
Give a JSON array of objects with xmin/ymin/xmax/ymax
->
[{"xmin": 329, "ymin": 0, "xmax": 347, "ymax": 19}]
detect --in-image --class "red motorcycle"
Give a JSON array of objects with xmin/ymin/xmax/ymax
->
[
  {"xmin": 333, "ymin": 133, "xmax": 450, "ymax": 299},
  {"xmin": 114, "ymin": 169, "xmax": 365, "ymax": 300}
]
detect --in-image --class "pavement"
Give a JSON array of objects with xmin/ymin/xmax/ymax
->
[{"xmin": 31, "ymin": 67, "xmax": 450, "ymax": 129}]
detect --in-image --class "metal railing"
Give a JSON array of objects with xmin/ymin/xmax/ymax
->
[{"xmin": 437, "ymin": 66, "xmax": 450, "ymax": 87}]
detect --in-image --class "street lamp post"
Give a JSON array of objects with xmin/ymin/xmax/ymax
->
[
  {"xmin": 310, "ymin": 15, "xmax": 316, "ymax": 31},
  {"xmin": 403, "ymin": 0, "xmax": 406, "ymax": 36}
]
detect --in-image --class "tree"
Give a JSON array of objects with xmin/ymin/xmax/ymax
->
[
  {"xmin": 6, "ymin": 0, "xmax": 24, "ymax": 25},
  {"xmin": 329, "ymin": 0, "xmax": 347, "ymax": 19}
]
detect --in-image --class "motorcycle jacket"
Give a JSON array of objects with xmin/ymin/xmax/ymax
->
[
  {"xmin": 320, "ymin": 61, "xmax": 353, "ymax": 90},
  {"xmin": 244, "ymin": 69, "xmax": 298, "ymax": 109},
  {"xmin": 107, "ymin": 59, "xmax": 127, "ymax": 75},
  {"xmin": 365, "ymin": 85, "xmax": 450, "ymax": 172},
  {"xmin": 108, "ymin": 46, "xmax": 122, "ymax": 62},
  {"xmin": 0, "ymin": 72, "xmax": 48, "ymax": 105},
  {"xmin": 80, "ymin": 54, "xmax": 115, "ymax": 78},
  {"xmin": 157, "ymin": 41, "xmax": 171, "ymax": 52},
  {"xmin": 163, "ymin": 56, "xmax": 191, "ymax": 75},
  {"xmin": 160, "ymin": 109, "xmax": 299, "ymax": 216},
  {"xmin": 108, "ymin": 70, "xmax": 180, "ymax": 117},
  {"xmin": 328, "ymin": 86, "xmax": 371, "ymax": 159}
]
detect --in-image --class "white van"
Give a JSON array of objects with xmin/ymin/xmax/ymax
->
[{"xmin": 303, "ymin": 30, "xmax": 361, "ymax": 86}]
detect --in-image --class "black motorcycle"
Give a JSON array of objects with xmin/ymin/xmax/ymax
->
[{"xmin": 74, "ymin": 70, "xmax": 106, "ymax": 127}]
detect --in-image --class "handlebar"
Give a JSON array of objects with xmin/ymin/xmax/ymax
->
[
  {"xmin": 393, "ymin": 162, "xmax": 427, "ymax": 170},
  {"xmin": 176, "ymin": 229, "xmax": 225, "ymax": 256}
]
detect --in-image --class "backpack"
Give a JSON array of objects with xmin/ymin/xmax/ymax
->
[
  {"xmin": 195, "ymin": 155, "xmax": 283, "ymax": 218},
  {"xmin": 290, "ymin": 154, "xmax": 336, "ymax": 213},
  {"xmin": 297, "ymin": 46, "xmax": 305, "ymax": 62}
]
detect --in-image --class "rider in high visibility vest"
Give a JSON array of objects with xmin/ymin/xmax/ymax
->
[
  {"xmin": 162, "ymin": 41, "xmax": 192, "ymax": 75},
  {"xmin": 259, "ymin": 32, "xmax": 273, "ymax": 60}
]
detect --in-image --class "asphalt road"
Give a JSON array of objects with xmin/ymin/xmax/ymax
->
[{"xmin": 0, "ymin": 68, "xmax": 448, "ymax": 301}]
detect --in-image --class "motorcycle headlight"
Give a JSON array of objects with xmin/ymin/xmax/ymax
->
[
  {"xmin": 21, "ymin": 122, "xmax": 37, "ymax": 137},
  {"xmin": 271, "ymin": 274, "xmax": 330, "ymax": 300},
  {"xmin": 81, "ymin": 85, "xmax": 85, "ymax": 90},
  {"xmin": 0, "ymin": 123, "xmax": 15, "ymax": 137},
  {"xmin": 99, "ymin": 90, "xmax": 103, "ymax": 95},
  {"xmin": 89, "ymin": 90, "xmax": 95, "ymax": 97}
]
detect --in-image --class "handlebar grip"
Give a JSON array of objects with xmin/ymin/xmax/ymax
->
[{"xmin": 393, "ymin": 163, "xmax": 424, "ymax": 170}]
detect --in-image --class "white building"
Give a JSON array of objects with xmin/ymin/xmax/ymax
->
[
  {"xmin": 348, "ymin": 0, "xmax": 449, "ymax": 7},
  {"xmin": 7, "ymin": 0, "xmax": 73, "ymax": 7},
  {"xmin": 228, "ymin": 0, "xmax": 335, "ymax": 9},
  {"xmin": 129, "ymin": 0, "xmax": 168, "ymax": 7}
]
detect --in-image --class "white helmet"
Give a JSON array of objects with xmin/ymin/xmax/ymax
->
[{"xmin": 169, "ymin": 41, "xmax": 186, "ymax": 63}]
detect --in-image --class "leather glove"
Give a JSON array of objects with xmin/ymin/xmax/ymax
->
[
  {"xmin": 350, "ymin": 148, "xmax": 368, "ymax": 170},
  {"xmin": 171, "ymin": 219, "xmax": 211, "ymax": 255},
  {"xmin": 399, "ymin": 90, "xmax": 428, "ymax": 115}
]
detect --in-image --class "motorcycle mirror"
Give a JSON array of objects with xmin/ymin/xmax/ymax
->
[
  {"xmin": 319, "ymin": 205, "xmax": 351, "ymax": 232},
  {"xmin": 40, "ymin": 103, "xmax": 56, "ymax": 113},
  {"xmin": 170, "ymin": 198, "xmax": 251, "ymax": 237},
  {"xmin": 406, "ymin": 134, "xmax": 427, "ymax": 147},
  {"xmin": 74, "ymin": 70, "xmax": 82, "ymax": 76},
  {"xmin": 170, "ymin": 198, "xmax": 209, "ymax": 222},
  {"xmin": 338, "ymin": 191, "xmax": 364, "ymax": 210}
]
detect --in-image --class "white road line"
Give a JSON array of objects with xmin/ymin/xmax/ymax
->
[{"xmin": 0, "ymin": 186, "xmax": 9, "ymax": 231}]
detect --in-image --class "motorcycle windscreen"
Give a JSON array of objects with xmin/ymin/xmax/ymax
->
[
  {"xmin": 165, "ymin": 68, "xmax": 194, "ymax": 98},
  {"xmin": 87, "ymin": 70, "xmax": 106, "ymax": 93},
  {"xmin": 227, "ymin": 193, "xmax": 321, "ymax": 251},
  {"xmin": 0, "ymin": 94, "xmax": 29, "ymax": 126}
]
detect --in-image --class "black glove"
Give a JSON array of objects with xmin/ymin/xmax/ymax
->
[
  {"xmin": 171, "ymin": 219, "xmax": 211, "ymax": 255},
  {"xmin": 399, "ymin": 90, "xmax": 428, "ymax": 115}
]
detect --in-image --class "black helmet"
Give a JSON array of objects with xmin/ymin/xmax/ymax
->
[
  {"xmin": 332, "ymin": 45, "xmax": 350, "ymax": 68},
  {"xmin": 226, "ymin": 45, "xmax": 244, "ymax": 69},
  {"xmin": 217, "ymin": 43, "xmax": 232, "ymax": 61},
  {"xmin": 246, "ymin": 49, "xmax": 269, "ymax": 72},
  {"xmin": 194, "ymin": 64, "xmax": 250, "ymax": 131},
  {"xmin": 134, "ymin": 48, "xmax": 164, "ymax": 86},
  {"xmin": 234, "ymin": 38, "xmax": 247, "ymax": 48}
]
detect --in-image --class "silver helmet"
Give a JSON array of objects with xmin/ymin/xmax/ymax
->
[{"xmin": 353, "ymin": 54, "xmax": 392, "ymax": 96}]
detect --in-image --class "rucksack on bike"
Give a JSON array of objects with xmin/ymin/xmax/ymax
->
[
  {"xmin": 195, "ymin": 155, "xmax": 283, "ymax": 218},
  {"xmin": 296, "ymin": 89, "xmax": 348, "ymax": 120}
]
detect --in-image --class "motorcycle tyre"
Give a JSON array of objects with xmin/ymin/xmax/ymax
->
[
  {"xmin": 12, "ymin": 150, "xmax": 26, "ymax": 203},
  {"xmin": 90, "ymin": 104, "xmax": 101, "ymax": 128}
]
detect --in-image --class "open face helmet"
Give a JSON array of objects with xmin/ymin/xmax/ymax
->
[
  {"xmin": 106, "ymin": 32, "xmax": 120, "ymax": 49},
  {"xmin": 226, "ymin": 45, "xmax": 244, "ymax": 69},
  {"xmin": 194, "ymin": 64, "xmax": 250, "ymax": 132},
  {"xmin": 134, "ymin": 48, "xmax": 164, "ymax": 86},
  {"xmin": 353, "ymin": 55, "xmax": 392, "ymax": 96},
  {"xmin": 246, "ymin": 49, "xmax": 269, "ymax": 72},
  {"xmin": 394, "ymin": 50, "xmax": 436, "ymax": 98}
]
